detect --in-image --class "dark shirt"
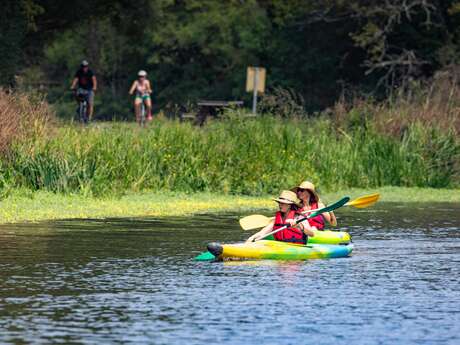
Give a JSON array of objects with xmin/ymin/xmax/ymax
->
[{"xmin": 75, "ymin": 68, "xmax": 95, "ymax": 90}]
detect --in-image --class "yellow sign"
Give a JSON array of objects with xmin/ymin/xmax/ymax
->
[{"xmin": 246, "ymin": 67, "xmax": 266, "ymax": 93}]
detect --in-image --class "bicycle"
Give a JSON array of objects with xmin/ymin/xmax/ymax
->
[
  {"xmin": 135, "ymin": 91, "xmax": 149, "ymax": 127},
  {"xmin": 75, "ymin": 89, "xmax": 90, "ymax": 124},
  {"xmin": 139, "ymin": 99, "xmax": 146, "ymax": 127}
]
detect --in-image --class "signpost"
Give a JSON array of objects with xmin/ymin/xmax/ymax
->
[{"xmin": 246, "ymin": 67, "xmax": 266, "ymax": 115}]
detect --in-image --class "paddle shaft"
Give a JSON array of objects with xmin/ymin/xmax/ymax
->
[{"xmin": 254, "ymin": 197, "xmax": 350, "ymax": 241}]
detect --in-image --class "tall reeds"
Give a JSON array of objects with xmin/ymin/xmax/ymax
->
[
  {"xmin": 0, "ymin": 89, "xmax": 53, "ymax": 156},
  {"xmin": 2, "ymin": 114, "xmax": 458, "ymax": 197},
  {"xmin": 0, "ymin": 79, "xmax": 458, "ymax": 197}
]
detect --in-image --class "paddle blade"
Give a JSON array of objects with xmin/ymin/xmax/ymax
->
[
  {"xmin": 195, "ymin": 251, "xmax": 215, "ymax": 261},
  {"xmin": 309, "ymin": 196, "xmax": 350, "ymax": 218},
  {"xmin": 346, "ymin": 193, "xmax": 380, "ymax": 208},
  {"xmin": 239, "ymin": 214, "xmax": 272, "ymax": 230}
]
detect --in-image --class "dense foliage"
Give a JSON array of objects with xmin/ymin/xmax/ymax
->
[
  {"xmin": 0, "ymin": 112, "xmax": 458, "ymax": 198},
  {"xmin": 4, "ymin": 0, "xmax": 460, "ymax": 118}
]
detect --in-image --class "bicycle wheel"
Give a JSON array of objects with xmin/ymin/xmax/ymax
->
[
  {"xmin": 140, "ymin": 103, "xmax": 146, "ymax": 127},
  {"xmin": 80, "ymin": 101, "xmax": 88, "ymax": 124}
]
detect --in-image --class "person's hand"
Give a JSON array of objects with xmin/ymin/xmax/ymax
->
[
  {"xmin": 286, "ymin": 219, "xmax": 296, "ymax": 226},
  {"xmin": 92, "ymin": 88, "xmax": 97, "ymax": 92},
  {"xmin": 246, "ymin": 235, "xmax": 258, "ymax": 243}
]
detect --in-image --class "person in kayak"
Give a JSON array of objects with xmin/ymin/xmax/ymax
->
[
  {"xmin": 246, "ymin": 190, "xmax": 315, "ymax": 244},
  {"xmin": 292, "ymin": 181, "xmax": 337, "ymax": 230}
]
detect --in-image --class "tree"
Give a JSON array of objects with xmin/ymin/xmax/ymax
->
[
  {"xmin": 147, "ymin": 0, "xmax": 271, "ymax": 104},
  {"xmin": 0, "ymin": 2, "xmax": 28, "ymax": 85}
]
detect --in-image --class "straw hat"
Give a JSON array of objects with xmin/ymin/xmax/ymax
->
[
  {"xmin": 291, "ymin": 181, "xmax": 320, "ymax": 202},
  {"xmin": 273, "ymin": 190, "xmax": 301, "ymax": 206}
]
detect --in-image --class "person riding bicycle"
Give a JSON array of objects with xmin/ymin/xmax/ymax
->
[
  {"xmin": 70, "ymin": 60, "xmax": 97, "ymax": 121},
  {"xmin": 129, "ymin": 70, "xmax": 153, "ymax": 123}
]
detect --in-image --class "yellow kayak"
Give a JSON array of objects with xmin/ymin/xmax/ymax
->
[
  {"xmin": 207, "ymin": 240, "xmax": 353, "ymax": 260},
  {"xmin": 195, "ymin": 229, "xmax": 351, "ymax": 261}
]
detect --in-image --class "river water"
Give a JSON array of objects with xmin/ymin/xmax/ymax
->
[{"xmin": 0, "ymin": 203, "xmax": 459, "ymax": 344}]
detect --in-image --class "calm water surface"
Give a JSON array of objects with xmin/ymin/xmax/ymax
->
[{"xmin": 0, "ymin": 203, "xmax": 459, "ymax": 344}]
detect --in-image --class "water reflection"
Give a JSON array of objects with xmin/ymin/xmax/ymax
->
[{"xmin": 0, "ymin": 203, "xmax": 459, "ymax": 344}]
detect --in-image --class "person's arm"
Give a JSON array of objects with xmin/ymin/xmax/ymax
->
[
  {"xmin": 246, "ymin": 220, "xmax": 275, "ymax": 243},
  {"xmin": 328, "ymin": 211, "xmax": 337, "ymax": 226},
  {"xmin": 146, "ymin": 80, "xmax": 152, "ymax": 94},
  {"xmin": 129, "ymin": 81, "xmax": 137, "ymax": 95},
  {"xmin": 287, "ymin": 217, "xmax": 315, "ymax": 237},
  {"xmin": 70, "ymin": 77, "xmax": 78, "ymax": 90},
  {"xmin": 92, "ymin": 75, "xmax": 97, "ymax": 91},
  {"xmin": 318, "ymin": 202, "xmax": 337, "ymax": 226}
]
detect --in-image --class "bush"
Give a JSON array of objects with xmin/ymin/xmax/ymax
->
[
  {"xmin": 258, "ymin": 86, "xmax": 306, "ymax": 118},
  {"xmin": 0, "ymin": 89, "xmax": 54, "ymax": 156}
]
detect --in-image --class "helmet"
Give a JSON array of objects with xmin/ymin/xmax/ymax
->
[
  {"xmin": 138, "ymin": 70, "xmax": 147, "ymax": 77},
  {"xmin": 81, "ymin": 60, "xmax": 89, "ymax": 67}
]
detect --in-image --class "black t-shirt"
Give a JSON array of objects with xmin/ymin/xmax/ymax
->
[{"xmin": 75, "ymin": 68, "xmax": 95, "ymax": 90}]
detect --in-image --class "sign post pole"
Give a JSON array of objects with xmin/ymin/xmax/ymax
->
[
  {"xmin": 252, "ymin": 67, "xmax": 259, "ymax": 115},
  {"xmin": 246, "ymin": 67, "xmax": 266, "ymax": 116}
]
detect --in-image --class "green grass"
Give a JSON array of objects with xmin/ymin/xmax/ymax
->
[
  {"xmin": 1, "ymin": 187, "xmax": 458, "ymax": 224},
  {"xmin": 1, "ymin": 108, "xmax": 459, "ymax": 228},
  {"xmin": 1, "ymin": 115, "xmax": 458, "ymax": 199},
  {"xmin": 0, "ymin": 190, "xmax": 273, "ymax": 224},
  {"xmin": 326, "ymin": 186, "xmax": 460, "ymax": 203}
]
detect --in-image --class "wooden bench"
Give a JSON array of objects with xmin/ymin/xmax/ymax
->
[{"xmin": 195, "ymin": 100, "xmax": 244, "ymax": 126}]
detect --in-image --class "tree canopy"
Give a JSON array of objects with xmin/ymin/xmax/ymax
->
[{"xmin": 2, "ymin": 0, "xmax": 460, "ymax": 118}]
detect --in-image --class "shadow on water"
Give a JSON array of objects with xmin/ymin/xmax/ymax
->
[{"xmin": 0, "ymin": 203, "xmax": 459, "ymax": 344}]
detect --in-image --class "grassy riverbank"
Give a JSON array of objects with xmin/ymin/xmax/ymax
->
[
  {"xmin": 1, "ymin": 187, "xmax": 459, "ymax": 224},
  {"xmin": 1, "ymin": 115, "xmax": 459, "ymax": 198},
  {"xmin": 1, "ymin": 92, "xmax": 459, "ymax": 224}
]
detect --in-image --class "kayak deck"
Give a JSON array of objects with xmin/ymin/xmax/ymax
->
[{"xmin": 307, "ymin": 229, "xmax": 351, "ymax": 244}]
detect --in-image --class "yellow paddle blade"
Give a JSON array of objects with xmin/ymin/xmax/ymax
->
[
  {"xmin": 345, "ymin": 193, "xmax": 380, "ymax": 208},
  {"xmin": 239, "ymin": 214, "xmax": 273, "ymax": 231}
]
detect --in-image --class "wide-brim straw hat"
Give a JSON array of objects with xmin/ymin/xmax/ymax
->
[
  {"xmin": 291, "ymin": 181, "xmax": 320, "ymax": 202},
  {"xmin": 273, "ymin": 190, "xmax": 301, "ymax": 206}
]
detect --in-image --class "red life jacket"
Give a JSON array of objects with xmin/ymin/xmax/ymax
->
[
  {"xmin": 272, "ymin": 210, "xmax": 306, "ymax": 244},
  {"xmin": 301, "ymin": 202, "xmax": 325, "ymax": 230}
]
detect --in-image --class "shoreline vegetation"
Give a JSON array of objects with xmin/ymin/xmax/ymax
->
[
  {"xmin": 0, "ymin": 187, "xmax": 459, "ymax": 224},
  {"xmin": 1, "ymin": 89, "xmax": 459, "ymax": 224},
  {"xmin": 1, "ymin": 100, "xmax": 458, "ymax": 196}
]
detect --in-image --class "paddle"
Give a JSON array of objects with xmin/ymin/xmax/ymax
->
[
  {"xmin": 252, "ymin": 196, "xmax": 350, "ymax": 242},
  {"xmin": 239, "ymin": 193, "xmax": 380, "ymax": 230}
]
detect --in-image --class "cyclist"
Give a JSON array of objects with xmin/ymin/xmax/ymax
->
[
  {"xmin": 70, "ymin": 60, "xmax": 97, "ymax": 121},
  {"xmin": 129, "ymin": 70, "xmax": 153, "ymax": 123}
]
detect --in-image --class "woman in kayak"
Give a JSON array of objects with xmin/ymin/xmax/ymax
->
[
  {"xmin": 246, "ymin": 190, "xmax": 315, "ymax": 244},
  {"xmin": 292, "ymin": 181, "xmax": 337, "ymax": 230}
]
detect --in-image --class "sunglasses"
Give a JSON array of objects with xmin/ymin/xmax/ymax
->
[{"xmin": 297, "ymin": 188, "xmax": 310, "ymax": 193}]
